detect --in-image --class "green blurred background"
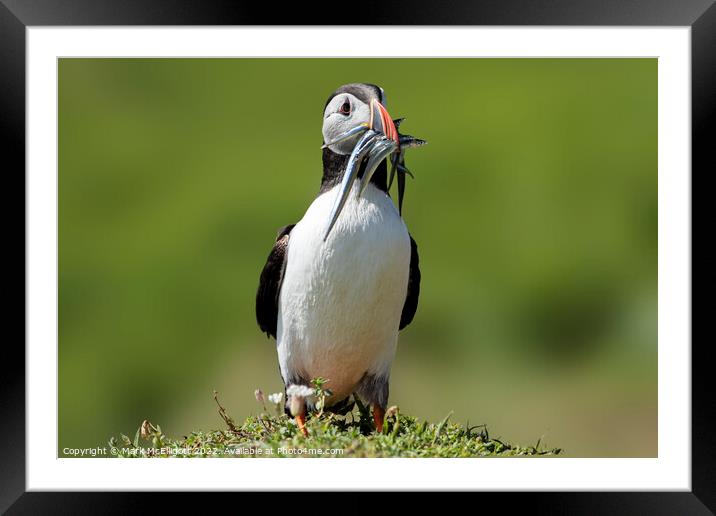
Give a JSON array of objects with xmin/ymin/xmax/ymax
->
[{"xmin": 58, "ymin": 58, "xmax": 657, "ymax": 457}]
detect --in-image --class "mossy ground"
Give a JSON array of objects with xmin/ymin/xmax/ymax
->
[{"xmin": 109, "ymin": 392, "xmax": 561, "ymax": 458}]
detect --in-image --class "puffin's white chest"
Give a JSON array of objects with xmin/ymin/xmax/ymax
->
[{"xmin": 277, "ymin": 183, "xmax": 410, "ymax": 401}]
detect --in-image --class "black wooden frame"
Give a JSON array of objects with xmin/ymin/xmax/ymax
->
[{"xmin": 3, "ymin": 0, "xmax": 712, "ymax": 512}]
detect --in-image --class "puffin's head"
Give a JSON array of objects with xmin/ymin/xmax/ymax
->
[
  {"xmin": 322, "ymin": 83, "xmax": 398, "ymax": 155},
  {"xmin": 321, "ymin": 83, "xmax": 401, "ymax": 240}
]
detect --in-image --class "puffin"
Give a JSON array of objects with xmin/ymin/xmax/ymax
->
[{"xmin": 256, "ymin": 83, "xmax": 425, "ymax": 435}]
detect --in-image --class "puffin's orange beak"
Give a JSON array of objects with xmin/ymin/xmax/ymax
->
[{"xmin": 369, "ymin": 98, "xmax": 399, "ymax": 145}]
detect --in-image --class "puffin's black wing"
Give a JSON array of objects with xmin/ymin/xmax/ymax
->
[
  {"xmin": 256, "ymin": 224, "xmax": 295, "ymax": 339},
  {"xmin": 399, "ymin": 234, "xmax": 421, "ymax": 330}
]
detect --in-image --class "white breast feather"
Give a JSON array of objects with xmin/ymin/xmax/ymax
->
[{"xmin": 277, "ymin": 182, "xmax": 410, "ymax": 402}]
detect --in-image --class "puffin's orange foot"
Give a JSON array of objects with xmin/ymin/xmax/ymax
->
[
  {"xmin": 295, "ymin": 413, "xmax": 308, "ymax": 437},
  {"xmin": 373, "ymin": 406, "xmax": 385, "ymax": 433}
]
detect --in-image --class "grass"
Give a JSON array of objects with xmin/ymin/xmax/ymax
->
[{"xmin": 108, "ymin": 388, "xmax": 562, "ymax": 458}]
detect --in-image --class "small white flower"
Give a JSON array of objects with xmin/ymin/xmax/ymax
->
[
  {"xmin": 268, "ymin": 392, "xmax": 284, "ymax": 405},
  {"xmin": 286, "ymin": 385, "xmax": 315, "ymax": 398}
]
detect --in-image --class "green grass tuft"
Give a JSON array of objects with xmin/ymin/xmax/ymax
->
[{"xmin": 108, "ymin": 391, "xmax": 561, "ymax": 458}]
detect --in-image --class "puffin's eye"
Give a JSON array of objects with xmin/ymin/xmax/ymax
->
[{"xmin": 338, "ymin": 100, "xmax": 351, "ymax": 115}]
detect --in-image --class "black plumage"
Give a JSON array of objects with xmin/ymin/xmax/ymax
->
[
  {"xmin": 324, "ymin": 83, "xmax": 384, "ymax": 109},
  {"xmin": 319, "ymin": 147, "xmax": 389, "ymax": 195},
  {"xmin": 255, "ymin": 224, "xmax": 295, "ymax": 339},
  {"xmin": 399, "ymin": 235, "xmax": 421, "ymax": 330}
]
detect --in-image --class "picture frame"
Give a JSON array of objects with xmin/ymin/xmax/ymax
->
[{"xmin": 5, "ymin": 0, "xmax": 710, "ymax": 511}]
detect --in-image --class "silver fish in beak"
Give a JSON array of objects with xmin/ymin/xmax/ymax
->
[
  {"xmin": 322, "ymin": 99, "xmax": 427, "ymax": 241},
  {"xmin": 323, "ymin": 99, "xmax": 400, "ymax": 241},
  {"xmin": 389, "ymin": 131, "xmax": 427, "ymax": 215},
  {"xmin": 321, "ymin": 122, "xmax": 369, "ymax": 149}
]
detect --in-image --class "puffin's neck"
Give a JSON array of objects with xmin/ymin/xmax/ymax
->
[{"xmin": 319, "ymin": 148, "xmax": 388, "ymax": 195}]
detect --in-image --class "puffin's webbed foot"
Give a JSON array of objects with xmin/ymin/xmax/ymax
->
[
  {"xmin": 373, "ymin": 406, "xmax": 386, "ymax": 434},
  {"xmin": 295, "ymin": 412, "xmax": 308, "ymax": 437}
]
